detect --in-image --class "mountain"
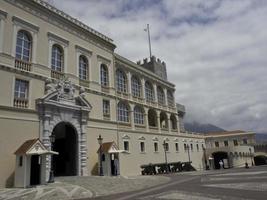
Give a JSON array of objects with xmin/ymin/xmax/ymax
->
[
  {"xmin": 184, "ymin": 122, "xmax": 226, "ymax": 134},
  {"xmin": 255, "ymin": 133, "xmax": 267, "ymax": 144}
]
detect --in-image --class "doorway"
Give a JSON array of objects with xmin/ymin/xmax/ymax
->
[
  {"xmin": 212, "ymin": 151, "xmax": 228, "ymax": 169},
  {"xmin": 52, "ymin": 122, "xmax": 78, "ymax": 176},
  {"xmin": 110, "ymin": 154, "xmax": 119, "ymax": 176},
  {"xmin": 30, "ymin": 155, "xmax": 40, "ymax": 185}
]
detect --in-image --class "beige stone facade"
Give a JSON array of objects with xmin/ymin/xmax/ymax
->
[
  {"xmin": 0, "ymin": 0, "xmax": 206, "ymax": 188},
  {"xmin": 204, "ymin": 131, "xmax": 255, "ymax": 169},
  {"xmin": 0, "ymin": 0, "xmax": 255, "ymax": 188}
]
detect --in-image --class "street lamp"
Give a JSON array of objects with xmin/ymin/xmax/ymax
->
[
  {"xmin": 163, "ymin": 140, "xmax": 169, "ymax": 173},
  {"xmin": 48, "ymin": 134, "xmax": 55, "ymax": 183},
  {"xmin": 186, "ymin": 144, "xmax": 191, "ymax": 163},
  {"xmin": 249, "ymin": 148, "xmax": 254, "ymax": 166},
  {"xmin": 202, "ymin": 146, "xmax": 208, "ymax": 170},
  {"xmin": 97, "ymin": 134, "xmax": 104, "ymax": 176}
]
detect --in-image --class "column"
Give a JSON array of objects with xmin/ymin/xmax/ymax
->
[
  {"xmin": 141, "ymin": 78, "xmax": 146, "ymax": 101},
  {"xmin": 130, "ymin": 103, "xmax": 135, "ymax": 130},
  {"xmin": 176, "ymin": 114, "xmax": 181, "ymax": 134},
  {"xmin": 163, "ymin": 88, "xmax": 168, "ymax": 106},
  {"xmin": 144, "ymin": 107, "xmax": 149, "ymax": 132},
  {"xmin": 127, "ymin": 71, "xmax": 132, "ymax": 99},
  {"xmin": 80, "ymin": 121, "xmax": 88, "ymax": 176},
  {"xmin": 167, "ymin": 113, "xmax": 171, "ymax": 133},
  {"xmin": 153, "ymin": 83, "xmax": 158, "ymax": 103},
  {"xmin": 157, "ymin": 110, "xmax": 161, "ymax": 133}
]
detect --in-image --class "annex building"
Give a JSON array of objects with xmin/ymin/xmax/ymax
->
[{"xmin": 0, "ymin": 0, "xmax": 255, "ymax": 188}]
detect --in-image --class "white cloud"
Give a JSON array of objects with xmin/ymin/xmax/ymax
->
[{"xmin": 45, "ymin": 0, "xmax": 267, "ymax": 133}]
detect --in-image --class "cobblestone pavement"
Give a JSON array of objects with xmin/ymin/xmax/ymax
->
[
  {"xmin": 92, "ymin": 166, "xmax": 267, "ymax": 200},
  {"xmin": 0, "ymin": 176, "xmax": 170, "ymax": 200}
]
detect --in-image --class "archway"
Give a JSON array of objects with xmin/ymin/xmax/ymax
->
[
  {"xmin": 212, "ymin": 151, "xmax": 228, "ymax": 169},
  {"xmin": 52, "ymin": 122, "xmax": 78, "ymax": 176}
]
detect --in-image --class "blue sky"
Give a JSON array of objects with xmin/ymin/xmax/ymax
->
[{"xmin": 45, "ymin": 0, "xmax": 267, "ymax": 133}]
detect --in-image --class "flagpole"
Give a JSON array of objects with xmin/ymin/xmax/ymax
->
[{"xmin": 146, "ymin": 24, "xmax": 152, "ymax": 58}]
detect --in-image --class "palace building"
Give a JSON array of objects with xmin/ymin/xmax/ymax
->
[{"xmin": 0, "ymin": 0, "xmax": 255, "ymax": 188}]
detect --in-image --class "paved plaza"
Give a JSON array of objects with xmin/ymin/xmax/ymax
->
[{"xmin": 0, "ymin": 166, "xmax": 267, "ymax": 200}]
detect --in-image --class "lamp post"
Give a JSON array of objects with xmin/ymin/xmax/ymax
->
[
  {"xmin": 97, "ymin": 134, "xmax": 104, "ymax": 176},
  {"xmin": 186, "ymin": 144, "xmax": 191, "ymax": 163},
  {"xmin": 249, "ymin": 148, "xmax": 254, "ymax": 166},
  {"xmin": 163, "ymin": 140, "xmax": 169, "ymax": 173},
  {"xmin": 48, "ymin": 134, "xmax": 55, "ymax": 183},
  {"xmin": 202, "ymin": 146, "xmax": 208, "ymax": 170}
]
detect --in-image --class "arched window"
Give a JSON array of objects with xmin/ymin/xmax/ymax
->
[
  {"xmin": 145, "ymin": 81, "xmax": 154, "ymax": 102},
  {"xmin": 16, "ymin": 30, "xmax": 32, "ymax": 62},
  {"xmin": 134, "ymin": 106, "xmax": 144, "ymax": 124},
  {"xmin": 160, "ymin": 112, "xmax": 168, "ymax": 129},
  {"xmin": 116, "ymin": 69, "xmax": 127, "ymax": 93},
  {"xmin": 117, "ymin": 102, "xmax": 129, "ymax": 122},
  {"xmin": 131, "ymin": 76, "xmax": 141, "ymax": 97},
  {"xmin": 157, "ymin": 86, "xmax": 165, "ymax": 105},
  {"xmin": 100, "ymin": 64, "xmax": 109, "ymax": 86},
  {"xmin": 167, "ymin": 90, "xmax": 174, "ymax": 106},
  {"xmin": 170, "ymin": 114, "xmax": 177, "ymax": 130},
  {"xmin": 79, "ymin": 55, "xmax": 88, "ymax": 80},
  {"xmin": 148, "ymin": 109, "xmax": 157, "ymax": 127},
  {"xmin": 51, "ymin": 44, "xmax": 64, "ymax": 72}
]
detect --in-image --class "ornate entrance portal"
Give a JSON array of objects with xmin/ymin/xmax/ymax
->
[
  {"xmin": 52, "ymin": 122, "xmax": 78, "ymax": 176},
  {"xmin": 37, "ymin": 78, "xmax": 91, "ymax": 180}
]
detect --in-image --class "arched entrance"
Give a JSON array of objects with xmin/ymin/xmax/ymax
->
[
  {"xmin": 212, "ymin": 151, "xmax": 228, "ymax": 169},
  {"xmin": 52, "ymin": 122, "xmax": 78, "ymax": 176}
]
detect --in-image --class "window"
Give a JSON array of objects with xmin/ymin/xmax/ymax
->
[
  {"xmin": 160, "ymin": 112, "xmax": 168, "ymax": 129},
  {"xmin": 184, "ymin": 143, "xmax": 187, "ymax": 151},
  {"xmin": 165, "ymin": 143, "xmax": 169, "ymax": 151},
  {"xmin": 190, "ymin": 143, "xmax": 193, "ymax": 151},
  {"xmin": 145, "ymin": 81, "xmax": 154, "ymax": 102},
  {"xmin": 224, "ymin": 140, "xmax": 229, "ymax": 147},
  {"xmin": 16, "ymin": 30, "xmax": 32, "ymax": 62},
  {"xmin": 116, "ymin": 69, "xmax": 127, "ymax": 93},
  {"xmin": 131, "ymin": 76, "xmax": 141, "ymax": 97},
  {"xmin": 243, "ymin": 139, "xmax": 248, "ymax": 144},
  {"xmin": 19, "ymin": 156, "xmax": 23, "ymax": 167},
  {"xmin": 157, "ymin": 86, "xmax": 165, "ymax": 105},
  {"xmin": 170, "ymin": 114, "xmax": 177, "ymax": 130},
  {"xmin": 175, "ymin": 143, "xmax": 179, "ymax": 152},
  {"xmin": 100, "ymin": 64, "xmax": 109, "ymax": 86},
  {"xmin": 233, "ymin": 139, "xmax": 238, "ymax": 146},
  {"xmin": 51, "ymin": 44, "xmax": 63, "ymax": 72},
  {"xmin": 103, "ymin": 100, "xmax": 110, "ymax": 117},
  {"xmin": 167, "ymin": 90, "xmax": 174, "ymax": 107},
  {"xmin": 14, "ymin": 79, "xmax": 29, "ymax": 99},
  {"xmin": 134, "ymin": 106, "xmax": 144, "ymax": 124},
  {"xmin": 123, "ymin": 141, "xmax": 129, "ymax": 151},
  {"xmin": 79, "ymin": 55, "xmax": 88, "ymax": 80},
  {"xmin": 196, "ymin": 144, "xmax": 199, "ymax": 151},
  {"xmin": 117, "ymin": 102, "xmax": 129, "ymax": 122},
  {"xmin": 148, "ymin": 109, "xmax": 157, "ymax": 127},
  {"xmin": 154, "ymin": 142, "xmax": 158, "ymax": 152},
  {"xmin": 215, "ymin": 141, "xmax": 219, "ymax": 147},
  {"xmin": 140, "ymin": 142, "xmax": 145, "ymax": 152}
]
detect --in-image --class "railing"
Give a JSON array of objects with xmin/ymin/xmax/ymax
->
[
  {"xmin": 103, "ymin": 113, "xmax": 110, "ymax": 120},
  {"xmin": 14, "ymin": 98, "xmax": 28, "ymax": 108},
  {"xmin": 101, "ymin": 85, "xmax": 109, "ymax": 93},
  {"xmin": 79, "ymin": 79, "xmax": 90, "ymax": 87},
  {"xmin": 15, "ymin": 59, "xmax": 31, "ymax": 71},
  {"xmin": 51, "ymin": 70, "xmax": 64, "ymax": 79}
]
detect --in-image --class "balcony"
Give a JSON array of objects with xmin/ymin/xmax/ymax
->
[
  {"xmin": 79, "ymin": 79, "xmax": 90, "ymax": 87},
  {"xmin": 14, "ymin": 98, "xmax": 28, "ymax": 108},
  {"xmin": 51, "ymin": 70, "xmax": 64, "ymax": 79},
  {"xmin": 101, "ymin": 85, "xmax": 110, "ymax": 93},
  {"xmin": 15, "ymin": 59, "xmax": 31, "ymax": 72}
]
